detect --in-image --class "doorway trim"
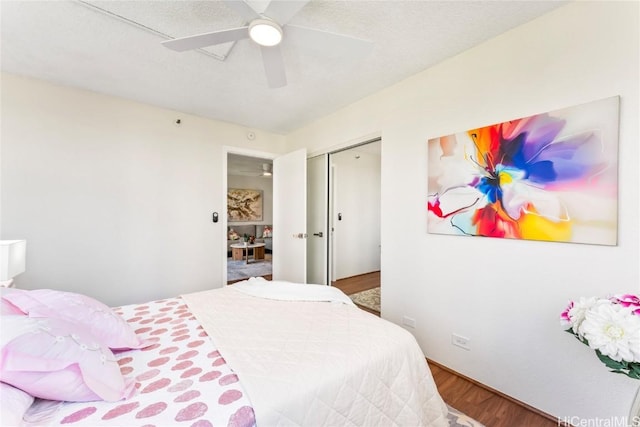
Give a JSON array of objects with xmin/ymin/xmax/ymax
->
[{"xmin": 222, "ymin": 146, "xmax": 278, "ymax": 285}]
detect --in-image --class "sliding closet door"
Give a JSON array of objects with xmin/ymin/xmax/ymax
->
[{"xmin": 330, "ymin": 140, "xmax": 381, "ymax": 282}]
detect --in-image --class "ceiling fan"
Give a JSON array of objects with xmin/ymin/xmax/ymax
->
[
  {"xmin": 259, "ymin": 163, "xmax": 273, "ymax": 177},
  {"xmin": 161, "ymin": 0, "xmax": 372, "ymax": 88},
  {"xmin": 233, "ymin": 162, "xmax": 273, "ymax": 177}
]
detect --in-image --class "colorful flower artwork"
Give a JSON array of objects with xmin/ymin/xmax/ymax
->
[{"xmin": 427, "ymin": 97, "xmax": 619, "ymax": 245}]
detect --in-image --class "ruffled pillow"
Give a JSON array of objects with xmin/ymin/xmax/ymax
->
[
  {"xmin": 0, "ymin": 315, "xmax": 135, "ymax": 402},
  {"xmin": 1, "ymin": 287, "xmax": 24, "ymax": 315},
  {"xmin": 0, "ymin": 382, "xmax": 34, "ymax": 426},
  {"xmin": 2, "ymin": 289, "xmax": 150, "ymax": 351}
]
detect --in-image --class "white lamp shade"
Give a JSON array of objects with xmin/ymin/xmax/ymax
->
[{"xmin": 0, "ymin": 240, "xmax": 26, "ymax": 281}]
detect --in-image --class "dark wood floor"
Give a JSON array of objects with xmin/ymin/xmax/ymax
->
[
  {"xmin": 333, "ymin": 272, "xmax": 557, "ymax": 427},
  {"xmin": 428, "ymin": 361, "xmax": 557, "ymax": 427},
  {"xmin": 332, "ymin": 271, "xmax": 380, "ymax": 294}
]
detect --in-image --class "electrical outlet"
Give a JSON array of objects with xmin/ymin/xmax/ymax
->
[
  {"xmin": 451, "ymin": 333, "xmax": 470, "ymax": 350},
  {"xmin": 402, "ymin": 316, "xmax": 416, "ymax": 328}
]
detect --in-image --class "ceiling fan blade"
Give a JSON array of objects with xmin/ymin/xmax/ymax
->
[
  {"xmin": 223, "ymin": 0, "xmax": 260, "ymax": 22},
  {"xmin": 260, "ymin": 45, "xmax": 287, "ymax": 88},
  {"xmin": 264, "ymin": 0, "xmax": 311, "ymax": 25},
  {"xmin": 162, "ymin": 26, "xmax": 249, "ymax": 52},
  {"xmin": 284, "ymin": 25, "xmax": 373, "ymax": 58}
]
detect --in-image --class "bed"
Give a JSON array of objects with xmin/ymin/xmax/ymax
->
[{"xmin": 1, "ymin": 278, "xmax": 449, "ymax": 426}]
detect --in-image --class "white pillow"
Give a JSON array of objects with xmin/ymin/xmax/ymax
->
[{"xmin": 0, "ymin": 381, "xmax": 34, "ymax": 426}]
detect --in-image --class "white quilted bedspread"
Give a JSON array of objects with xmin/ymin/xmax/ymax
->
[{"xmin": 182, "ymin": 280, "xmax": 448, "ymax": 427}]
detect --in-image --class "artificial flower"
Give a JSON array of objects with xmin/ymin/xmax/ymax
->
[
  {"xmin": 561, "ymin": 294, "xmax": 640, "ymax": 379},
  {"xmin": 561, "ymin": 296, "xmax": 600, "ymax": 336},
  {"xmin": 611, "ymin": 294, "xmax": 640, "ymax": 315},
  {"xmin": 581, "ymin": 301, "xmax": 640, "ymax": 362}
]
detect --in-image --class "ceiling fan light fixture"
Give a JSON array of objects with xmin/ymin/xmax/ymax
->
[{"xmin": 249, "ymin": 19, "xmax": 283, "ymax": 47}]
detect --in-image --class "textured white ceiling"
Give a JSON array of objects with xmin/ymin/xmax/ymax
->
[{"xmin": 0, "ymin": 0, "xmax": 566, "ymax": 134}]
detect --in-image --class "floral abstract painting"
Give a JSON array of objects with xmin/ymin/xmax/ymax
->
[{"xmin": 427, "ymin": 96, "xmax": 619, "ymax": 245}]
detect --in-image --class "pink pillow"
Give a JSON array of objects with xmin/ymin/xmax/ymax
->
[
  {"xmin": 1, "ymin": 298, "xmax": 23, "ymax": 315},
  {"xmin": 3, "ymin": 289, "xmax": 150, "ymax": 350},
  {"xmin": 0, "ymin": 382, "xmax": 34, "ymax": 425},
  {"xmin": 0, "ymin": 315, "xmax": 136, "ymax": 402},
  {"xmin": 0, "ymin": 288, "xmax": 25, "ymax": 315}
]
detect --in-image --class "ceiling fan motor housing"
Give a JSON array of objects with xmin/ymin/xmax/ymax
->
[{"xmin": 249, "ymin": 18, "xmax": 283, "ymax": 47}]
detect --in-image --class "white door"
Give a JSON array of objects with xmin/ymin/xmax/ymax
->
[
  {"xmin": 306, "ymin": 154, "xmax": 328, "ymax": 285},
  {"xmin": 273, "ymin": 149, "xmax": 307, "ymax": 283}
]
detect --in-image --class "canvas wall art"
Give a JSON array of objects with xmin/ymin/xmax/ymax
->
[
  {"xmin": 228, "ymin": 188, "xmax": 263, "ymax": 222},
  {"xmin": 427, "ymin": 96, "xmax": 619, "ymax": 245}
]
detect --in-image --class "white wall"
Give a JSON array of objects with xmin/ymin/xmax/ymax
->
[
  {"xmin": 331, "ymin": 148, "xmax": 381, "ymax": 280},
  {"xmin": 228, "ymin": 174, "xmax": 273, "ymax": 227},
  {"xmin": 0, "ymin": 73, "xmax": 286, "ymax": 306},
  {"xmin": 287, "ymin": 2, "xmax": 639, "ymax": 422}
]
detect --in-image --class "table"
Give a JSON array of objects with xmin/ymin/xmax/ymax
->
[{"xmin": 230, "ymin": 243, "xmax": 266, "ymax": 264}]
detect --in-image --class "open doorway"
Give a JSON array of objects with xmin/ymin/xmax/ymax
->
[
  {"xmin": 226, "ymin": 153, "xmax": 274, "ymax": 284},
  {"xmin": 329, "ymin": 139, "xmax": 381, "ymax": 314},
  {"xmin": 223, "ymin": 147, "xmax": 307, "ymax": 285}
]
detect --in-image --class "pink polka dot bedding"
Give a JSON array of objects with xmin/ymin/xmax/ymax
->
[{"xmin": 7, "ymin": 296, "xmax": 256, "ymax": 427}]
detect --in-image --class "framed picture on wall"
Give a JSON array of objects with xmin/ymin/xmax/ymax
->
[
  {"xmin": 228, "ymin": 188, "xmax": 263, "ymax": 222},
  {"xmin": 427, "ymin": 96, "xmax": 619, "ymax": 246}
]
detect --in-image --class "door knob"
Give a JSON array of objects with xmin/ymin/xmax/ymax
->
[{"xmin": 313, "ymin": 232, "xmax": 324, "ymax": 237}]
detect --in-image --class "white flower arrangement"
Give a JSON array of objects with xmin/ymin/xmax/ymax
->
[{"xmin": 561, "ymin": 294, "xmax": 640, "ymax": 379}]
